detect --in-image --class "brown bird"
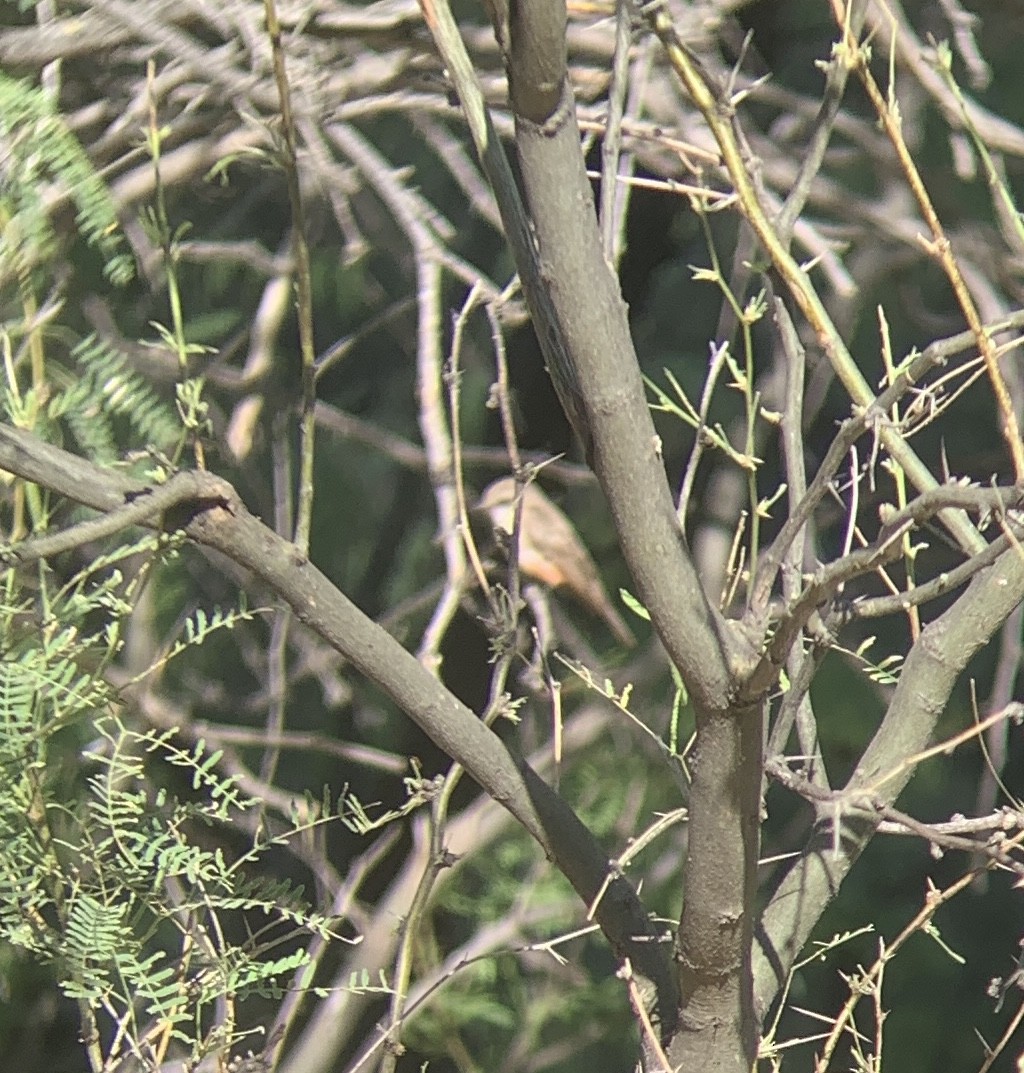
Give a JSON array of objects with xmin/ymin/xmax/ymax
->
[{"xmin": 478, "ymin": 477, "xmax": 635, "ymax": 647}]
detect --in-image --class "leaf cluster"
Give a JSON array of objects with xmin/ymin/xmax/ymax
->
[{"xmin": 0, "ymin": 551, "xmax": 342, "ymax": 1069}]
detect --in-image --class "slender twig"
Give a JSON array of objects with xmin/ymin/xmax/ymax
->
[
  {"xmin": 746, "ymin": 516, "xmax": 911, "ymax": 698},
  {"xmin": 447, "ymin": 283, "xmax": 492, "ymax": 603},
  {"xmin": 976, "ymin": 994, "xmax": 1024, "ymax": 1073},
  {"xmin": 812, "ymin": 865, "xmax": 1001, "ymax": 1073},
  {"xmin": 833, "ymin": 0, "xmax": 1024, "ymax": 481},
  {"xmin": 644, "ymin": 1, "xmax": 984, "ymax": 556},
  {"xmin": 752, "ymin": 486, "xmax": 1024, "ymax": 693},
  {"xmin": 598, "ymin": 0, "xmax": 633, "ymax": 266},
  {"xmin": 752, "ymin": 310, "xmax": 1024, "ymax": 618},
  {"xmin": 772, "ymin": 297, "xmax": 831, "ymax": 788},
  {"xmin": 973, "ymin": 604, "xmax": 1024, "ymax": 837},
  {"xmin": 375, "ymin": 609, "xmax": 520, "ymax": 1073},
  {"xmin": 767, "ymin": 758, "xmax": 1024, "ymax": 870},
  {"xmin": 676, "ymin": 342, "xmax": 729, "ymax": 528},
  {"xmin": 776, "ymin": 0, "xmax": 867, "ymax": 241},
  {"xmin": 414, "ymin": 257, "xmax": 466, "ymax": 667},
  {"xmin": 264, "ymin": 0, "xmax": 318, "ymax": 552},
  {"xmin": 0, "ymin": 471, "xmax": 217, "ymax": 566},
  {"xmin": 849, "ymin": 528, "xmax": 1016, "ymax": 618}
]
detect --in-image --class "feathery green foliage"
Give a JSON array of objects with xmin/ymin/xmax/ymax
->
[
  {"xmin": 0, "ymin": 541, "xmax": 352, "ymax": 1068},
  {"xmin": 0, "ymin": 72, "xmax": 132, "ymax": 286},
  {"xmin": 47, "ymin": 335, "xmax": 182, "ymax": 464}
]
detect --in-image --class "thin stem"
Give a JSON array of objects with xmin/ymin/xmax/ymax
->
[
  {"xmin": 645, "ymin": 3, "xmax": 984, "ymax": 556},
  {"xmin": 834, "ymin": 0, "xmax": 1024, "ymax": 481},
  {"xmin": 265, "ymin": 0, "xmax": 318, "ymax": 554}
]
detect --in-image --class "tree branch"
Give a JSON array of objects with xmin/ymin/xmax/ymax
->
[
  {"xmin": 755, "ymin": 539, "xmax": 1024, "ymax": 1011},
  {"xmin": 0, "ymin": 422, "xmax": 678, "ymax": 1039}
]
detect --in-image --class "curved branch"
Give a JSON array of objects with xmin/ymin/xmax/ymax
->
[
  {"xmin": 755, "ymin": 539, "xmax": 1024, "ymax": 1011},
  {"xmin": 0, "ymin": 422, "xmax": 678, "ymax": 1039}
]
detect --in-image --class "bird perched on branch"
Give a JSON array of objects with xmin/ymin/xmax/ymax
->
[{"xmin": 478, "ymin": 477, "xmax": 635, "ymax": 647}]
